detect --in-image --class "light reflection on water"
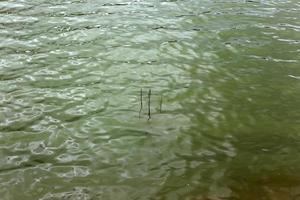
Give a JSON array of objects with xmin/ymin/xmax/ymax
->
[{"xmin": 0, "ymin": 0, "xmax": 300, "ymax": 199}]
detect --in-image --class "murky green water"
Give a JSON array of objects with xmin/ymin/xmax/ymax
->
[{"xmin": 1, "ymin": 0, "xmax": 300, "ymax": 199}]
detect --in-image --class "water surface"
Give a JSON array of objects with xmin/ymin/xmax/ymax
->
[{"xmin": 1, "ymin": 0, "xmax": 300, "ymax": 199}]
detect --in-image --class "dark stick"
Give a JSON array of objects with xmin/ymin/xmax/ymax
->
[
  {"xmin": 139, "ymin": 88, "xmax": 143, "ymax": 118},
  {"xmin": 159, "ymin": 95, "xmax": 163, "ymax": 113},
  {"xmin": 148, "ymin": 89, "xmax": 151, "ymax": 120}
]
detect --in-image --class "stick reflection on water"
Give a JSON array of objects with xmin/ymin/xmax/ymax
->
[{"xmin": 139, "ymin": 88, "xmax": 143, "ymax": 119}]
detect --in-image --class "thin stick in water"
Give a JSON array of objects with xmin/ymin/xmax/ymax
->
[
  {"xmin": 139, "ymin": 88, "xmax": 143, "ymax": 118},
  {"xmin": 148, "ymin": 89, "xmax": 151, "ymax": 120},
  {"xmin": 159, "ymin": 95, "xmax": 163, "ymax": 113}
]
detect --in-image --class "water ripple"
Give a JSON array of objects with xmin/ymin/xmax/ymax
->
[{"xmin": 1, "ymin": 0, "xmax": 300, "ymax": 199}]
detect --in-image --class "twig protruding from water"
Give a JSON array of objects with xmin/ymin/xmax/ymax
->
[
  {"xmin": 148, "ymin": 89, "xmax": 151, "ymax": 120},
  {"xmin": 159, "ymin": 95, "xmax": 163, "ymax": 113}
]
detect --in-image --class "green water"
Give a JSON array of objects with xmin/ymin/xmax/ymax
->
[{"xmin": 1, "ymin": 0, "xmax": 300, "ymax": 199}]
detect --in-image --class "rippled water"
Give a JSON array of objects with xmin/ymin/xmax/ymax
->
[{"xmin": 1, "ymin": 0, "xmax": 300, "ymax": 199}]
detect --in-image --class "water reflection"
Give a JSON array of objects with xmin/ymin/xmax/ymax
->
[{"xmin": 156, "ymin": 7, "xmax": 300, "ymax": 197}]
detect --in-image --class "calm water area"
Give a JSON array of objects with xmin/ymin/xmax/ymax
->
[{"xmin": 0, "ymin": 0, "xmax": 300, "ymax": 199}]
